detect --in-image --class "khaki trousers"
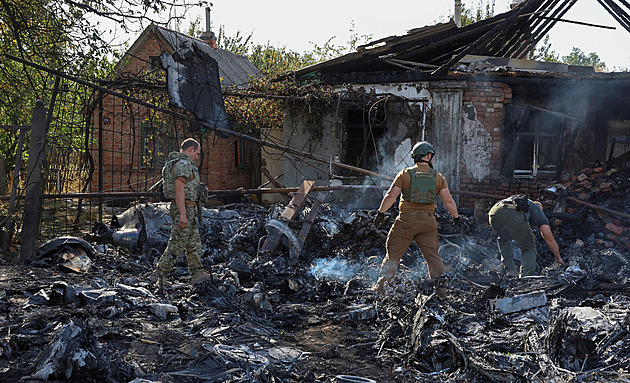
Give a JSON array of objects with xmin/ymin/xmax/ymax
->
[{"xmin": 377, "ymin": 212, "xmax": 444, "ymax": 284}]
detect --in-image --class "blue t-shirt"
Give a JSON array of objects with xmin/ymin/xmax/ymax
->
[{"xmin": 526, "ymin": 200, "xmax": 550, "ymax": 228}]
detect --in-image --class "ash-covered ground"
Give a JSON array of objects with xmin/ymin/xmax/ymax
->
[{"xmin": 1, "ymin": 168, "xmax": 629, "ymax": 382}]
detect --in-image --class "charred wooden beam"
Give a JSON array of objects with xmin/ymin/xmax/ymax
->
[
  {"xmin": 542, "ymin": 189, "xmax": 630, "ymax": 219},
  {"xmin": 597, "ymin": 0, "xmax": 630, "ymax": 33},
  {"xmin": 432, "ymin": 0, "xmax": 545, "ymax": 76},
  {"xmin": 509, "ymin": 0, "xmax": 575, "ymax": 59}
]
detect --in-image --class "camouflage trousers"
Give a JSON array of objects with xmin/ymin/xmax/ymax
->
[{"xmin": 156, "ymin": 204, "xmax": 202, "ymax": 276}]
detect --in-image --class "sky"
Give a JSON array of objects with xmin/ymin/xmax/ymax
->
[{"xmin": 139, "ymin": 0, "xmax": 630, "ymax": 71}]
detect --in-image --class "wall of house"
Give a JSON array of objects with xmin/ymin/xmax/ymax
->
[
  {"xmin": 457, "ymin": 79, "xmax": 541, "ymax": 209},
  {"xmin": 90, "ymin": 32, "xmax": 250, "ymax": 197},
  {"xmin": 279, "ymin": 79, "xmax": 552, "ymax": 211},
  {"xmin": 260, "ymin": 127, "xmax": 285, "ymax": 204}
]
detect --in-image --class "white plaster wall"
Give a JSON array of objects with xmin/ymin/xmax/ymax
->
[
  {"xmin": 461, "ymin": 103, "xmax": 492, "ymax": 181},
  {"xmin": 394, "ymin": 138, "xmax": 414, "ymax": 170},
  {"xmin": 347, "ymin": 83, "xmax": 432, "ymax": 109}
]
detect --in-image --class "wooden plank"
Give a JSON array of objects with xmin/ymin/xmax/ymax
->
[
  {"xmin": 280, "ymin": 180, "xmax": 315, "ymax": 221},
  {"xmin": 261, "ymin": 167, "xmax": 285, "ymax": 189},
  {"xmin": 293, "ymin": 192, "xmax": 327, "ymax": 263},
  {"xmin": 261, "ymin": 167, "xmax": 291, "ymax": 203}
]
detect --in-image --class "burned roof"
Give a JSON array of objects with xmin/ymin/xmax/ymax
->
[
  {"xmin": 122, "ymin": 24, "xmax": 260, "ymax": 88},
  {"xmin": 296, "ymin": 0, "xmax": 630, "ymax": 82},
  {"xmin": 156, "ymin": 26, "xmax": 260, "ymax": 87}
]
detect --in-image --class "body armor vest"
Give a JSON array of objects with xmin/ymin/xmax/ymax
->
[
  {"xmin": 161, "ymin": 155, "xmax": 198, "ymax": 201},
  {"xmin": 402, "ymin": 167, "xmax": 438, "ymax": 204}
]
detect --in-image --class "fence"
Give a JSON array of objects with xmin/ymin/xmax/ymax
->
[{"xmin": 0, "ymin": 57, "xmax": 237, "ymax": 262}]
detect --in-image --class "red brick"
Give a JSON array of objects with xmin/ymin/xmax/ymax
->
[{"xmin": 605, "ymin": 223, "xmax": 624, "ymax": 236}]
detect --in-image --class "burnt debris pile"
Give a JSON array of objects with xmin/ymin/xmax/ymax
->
[{"xmin": 0, "ymin": 186, "xmax": 629, "ymax": 382}]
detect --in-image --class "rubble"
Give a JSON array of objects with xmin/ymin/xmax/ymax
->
[{"xmin": 0, "ymin": 171, "xmax": 629, "ymax": 382}]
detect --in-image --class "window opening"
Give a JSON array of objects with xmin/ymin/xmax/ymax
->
[
  {"xmin": 343, "ymin": 108, "xmax": 386, "ymax": 172},
  {"xmin": 235, "ymin": 138, "xmax": 248, "ymax": 169},
  {"xmin": 149, "ymin": 56, "xmax": 161, "ymax": 71}
]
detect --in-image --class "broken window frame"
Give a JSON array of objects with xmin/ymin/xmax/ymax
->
[
  {"xmin": 513, "ymin": 130, "xmax": 560, "ymax": 178},
  {"xmin": 504, "ymin": 104, "xmax": 568, "ymax": 179}
]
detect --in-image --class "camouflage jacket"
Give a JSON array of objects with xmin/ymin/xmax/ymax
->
[{"xmin": 161, "ymin": 151, "xmax": 200, "ymax": 201}]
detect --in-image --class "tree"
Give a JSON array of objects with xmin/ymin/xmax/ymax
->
[
  {"xmin": 0, "ymin": 0, "xmax": 202, "ymax": 192},
  {"xmin": 561, "ymin": 47, "xmax": 607, "ymax": 72},
  {"xmin": 459, "ymin": 0, "xmax": 496, "ymax": 26},
  {"xmin": 530, "ymin": 35, "xmax": 560, "ymax": 63}
]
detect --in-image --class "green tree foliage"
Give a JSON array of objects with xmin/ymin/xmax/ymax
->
[
  {"xmin": 0, "ymin": 0, "xmax": 201, "ymax": 192},
  {"xmin": 530, "ymin": 35, "xmax": 560, "ymax": 63},
  {"xmin": 459, "ymin": 0, "xmax": 496, "ymax": 26},
  {"xmin": 561, "ymin": 47, "xmax": 607, "ymax": 72}
]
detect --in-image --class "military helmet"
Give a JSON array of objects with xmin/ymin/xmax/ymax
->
[{"xmin": 412, "ymin": 141, "xmax": 435, "ymax": 161}]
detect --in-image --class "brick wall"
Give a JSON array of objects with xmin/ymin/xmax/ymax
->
[
  {"xmin": 458, "ymin": 80, "xmax": 544, "ymax": 209},
  {"xmin": 89, "ymin": 32, "xmax": 250, "ymax": 194}
]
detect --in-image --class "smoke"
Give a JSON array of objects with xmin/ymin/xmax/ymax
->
[{"xmin": 309, "ymin": 258, "xmax": 359, "ymax": 281}]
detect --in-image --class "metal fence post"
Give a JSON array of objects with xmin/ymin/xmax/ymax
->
[{"xmin": 19, "ymin": 101, "xmax": 48, "ymax": 262}]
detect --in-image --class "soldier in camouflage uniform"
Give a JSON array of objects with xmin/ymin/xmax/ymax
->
[
  {"xmin": 371, "ymin": 142, "xmax": 467, "ymax": 294},
  {"xmin": 156, "ymin": 138, "xmax": 211, "ymax": 286}
]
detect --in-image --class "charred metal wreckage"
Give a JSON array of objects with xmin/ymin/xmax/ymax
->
[{"xmin": 0, "ymin": 167, "xmax": 629, "ymax": 382}]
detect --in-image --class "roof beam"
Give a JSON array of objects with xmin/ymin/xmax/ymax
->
[
  {"xmin": 599, "ymin": 0, "xmax": 630, "ymax": 32},
  {"xmin": 431, "ymin": 0, "xmax": 546, "ymax": 76},
  {"xmin": 510, "ymin": 0, "xmax": 576, "ymax": 59}
]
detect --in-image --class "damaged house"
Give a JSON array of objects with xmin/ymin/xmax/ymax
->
[
  {"xmin": 91, "ymin": 18, "xmax": 260, "ymax": 195},
  {"xmin": 275, "ymin": 0, "xmax": 630, "ymax": 210},
  {"xmin": 3, "ymin": 1, "xmax": 630, "ymax": 382}
]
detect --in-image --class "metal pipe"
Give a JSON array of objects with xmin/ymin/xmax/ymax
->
[{"xmin": 455, "ymin": 0, "xmax": 462, "ymax": 28}]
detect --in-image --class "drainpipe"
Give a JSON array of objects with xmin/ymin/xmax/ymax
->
[{"xmin": 454, "ymin": 0, "xmax": 462, "ymax": 27}]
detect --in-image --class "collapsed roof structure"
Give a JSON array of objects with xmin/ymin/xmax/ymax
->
[{"xmin": 296, "ymin": 0, "xmax": 630, "ymax": 79}]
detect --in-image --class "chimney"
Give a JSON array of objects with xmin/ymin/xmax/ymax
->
[
  {"xmin": 199, "ymin": 6, "xmax": 218, "ymax": 49},
  {"xmin": 454, "ymin": 0, "xmax": 462, "ymax": 27}
]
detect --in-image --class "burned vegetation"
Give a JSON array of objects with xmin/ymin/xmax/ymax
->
[{"xmin": 1, "ymin": 167, "xmax": 630, "ymax": 383}]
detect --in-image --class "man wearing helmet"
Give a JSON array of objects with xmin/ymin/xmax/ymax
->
[{"xmin": 372, "ymin": 141, "xmax": 466, "ymax": 293}]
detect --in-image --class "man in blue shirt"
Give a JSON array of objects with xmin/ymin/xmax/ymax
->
[{"xmin": 489, "ymin": 195, "xmax": 566, "ymax": 277}]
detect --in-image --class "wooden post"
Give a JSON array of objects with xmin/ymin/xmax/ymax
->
[{"xmin": 19, "ymin": 101, "xmax": 48, "ymax": 262}]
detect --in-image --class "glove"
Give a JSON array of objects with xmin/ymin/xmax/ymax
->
[
  {"xmin": 453, "ymin": 216, "xmax": 469, "ymax": 233},
  {"xmin": 373, "ymin": 211, "xmax": 386, "ymax": 229}
]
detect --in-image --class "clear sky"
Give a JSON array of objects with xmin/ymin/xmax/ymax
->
[{"xmin": 153, "ymin": 0, "xmax": 630, "ymax": 71}]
